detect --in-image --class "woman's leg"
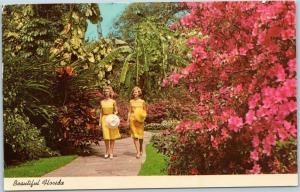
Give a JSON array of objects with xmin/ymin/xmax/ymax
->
[
  {"xmin": 139, "ymin": 139, "xmax": 144, "ymax": 155},
  {"xmin": 104, "ymin": 140, "xmax": 110, "ymax": 158},
  {"xmin": 109, "ymin": 140, "xmax": 115, "ymax": 158},
  {"xmin": 133, "ymin": 138, "xmax": 141, "ymax": 158}
]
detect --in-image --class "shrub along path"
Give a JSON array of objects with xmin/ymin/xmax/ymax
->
[{"xmin": 43, "ymin": 131, "xmax": 152, "ymax": 176}]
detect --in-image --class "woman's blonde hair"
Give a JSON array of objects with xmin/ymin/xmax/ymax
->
[
  {"xmin": 103, "ymin": 86, "xmax": 114, "ymax": 98},
  {"xmin": 132, "ymin": 86, "xmax": 142, "ymax": 97}
]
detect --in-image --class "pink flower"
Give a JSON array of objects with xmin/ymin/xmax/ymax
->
[
  {"xmin": 277, "ymin": 104, "xmax": 291, "ymax": 120},
  {"xmin": 187, "ymin": 37, "xmax": 200, "ymax": 46},
  {"xmin": 221, "ymin": 128, "xmax": 229, "ymax": 139},
  {"xmin": 286, "ymin": 47, "xmax": 295, "ymax": 59},
  {"xmin": 169, "ymin": 23, "xmax": 179, "ymax": 31},
  {"xmin": 265, "ymin": 134, "xmax": 276, "ymax": 146},
  {"xmin": 161, "ymin": 79, "xmax": 169, "ymax": 87},
  {"xmin": 283, "ymin": 122, "xmax": 297, "ymax": 138},
  {"xmin": 239, "ymin": 47, "xmax": 247, "ymax": 55},
  {"xmin": 182, "ymin": 63, "xmax": 197, "ymax": 76},
  {"xmin": 246, "ymin": 110, "xmax": 257, "ymax": 125},
  {"xmin": 250, "ymin": 150, "xmax": 259, "ymax": 161},
  {"xmin": 220, "ymin": 71, "xmax": 229, "ymax": 81},
  {"xmin": 263, "ymin": 143, "xmax": 272, "ymax": 156},
  {"xmin": 262, "ymin": 97, "xmax": 273, "ymax": 109},
  {"xmin": 220, "ymin": 87, "xmax": 229, "ymax": 94},
  {"xmin": 192, "ymin": 46, "xmax": 207, "ymax": 59},
  {"xmin": 288, "ymin": 59, "xmax": 296, "ymax": 73},
  {"xmin": 211, "ymin": 136, "xmax": 220, "ymax": 149},
  {"xmin": 262, "ymin": 87, "xmax": 275, "ymax": 97},
  {"xmin": 169, "ymin": 73, "xmax": 183, "ymax": 84},
  {"xmin": 180, "ymin": 14, "xmax": 194, "ymax": 26},
  {"xmin": 278, "ymin": 128, "xmax": 289, "ymax": 141},
  {"xmin": 192, "ymin": 122, "xmax": 203, "ymax": 129},
  {"xmin": 283, "ymin": 121, "xmax": 295, "ymax": 136},
  {"xmin": 233, "ymin": 84, "xmax": 243, "ymax": 95},
  {"xmin": 252, "ymin": 136, "xmax": 260, "ymax": 148},
  {"xmin": 275, "ymin": 87, "xmax": 290, "ymax": 103},
  {"xmin": 207, "ymin": 123, "xmax": 218, "ymax": 131},
  {"xmin": 282, "ymin": 79, "xmax": 296, "ymax": 98},
  {"xmin": 228, "ymin": 116, "xmax": 243, "ymax": 132},
  {"xmin": 284, "ymin": 79, "xmax": 296, "ymax": 89},
  {"xmin": 249, "ymin": 164, "xmax": 261, "ymax": 174},
  {"xmin": 248, "ymin": 93, "xmax": 261, "ymax": 109},
  {"xmin": 256, "ymin": 107, "xmax": 268, "ymax": 118},
  {"xmin": 287, "ymin": 100, "xmax": 297, "ymax": 112},
  {"xmin": 273, "ymin": 64, "xmax": 286, "ymax": 82},
  {"xmin": 246, "ymin": 43, "xmax": 254, "ymax": 50},
  {"xmin": 281, "ymin": 28, "xmax": 296, "ymax": 40}
]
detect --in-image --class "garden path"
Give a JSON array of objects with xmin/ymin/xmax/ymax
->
[{"xmin": 43, "ymin": 131, "xmax": 152, "ymax": 176}]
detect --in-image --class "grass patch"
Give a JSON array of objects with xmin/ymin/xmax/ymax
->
[
  {"xmin": 4, "ymin": 155, "xmax": 77, "ymax": 177},
  {"xmin": 138, "ymin": 144, "xmax": 168, "ymax": 176}
]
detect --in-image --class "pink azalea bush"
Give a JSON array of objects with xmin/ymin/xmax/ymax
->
[{"xmin": 162, "ymin": 1, "xmax": 297, "ymax": 174}]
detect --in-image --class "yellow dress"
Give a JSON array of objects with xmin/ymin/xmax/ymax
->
[
  {"xmin": 129, "ymin": 99, "xmax": 146, "ymax": 139},
  {"xmin": 101, "ymin": 99, "xmax": 121, "ymax": 140}
]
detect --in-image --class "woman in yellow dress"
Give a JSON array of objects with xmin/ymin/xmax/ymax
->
[
  {"xmin": 127, "ymin": 86, "xmax": 147, "ymax": 159},
  {"xmin": 100, "ymin": 86, "xmax": 121, "ymax": 159}
]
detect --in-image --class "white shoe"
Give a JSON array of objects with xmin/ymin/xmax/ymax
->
[
  {"xmin": 104, "ymin": 154, "xmax": 109, "ymax": 159},
  {"xmin": 109, "ymin": 154, "xmax": 114, "ymax": 159}
]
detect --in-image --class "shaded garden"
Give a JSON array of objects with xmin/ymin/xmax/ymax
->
[{"xmin": 3, "ymin": 2, "xmax": 297, "ymax": 175}]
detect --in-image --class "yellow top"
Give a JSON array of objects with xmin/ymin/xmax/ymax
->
[
  {"xmin": 130, "ymin": 99, "xmax": 145, "ymax": 113},
  {"xmin": 101, "ymin": 99, "xmax": 115, "ymax": 115}
]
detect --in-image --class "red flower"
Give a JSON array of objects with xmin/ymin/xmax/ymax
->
[{"xmin": 190, "ymin": 168, "xmax": 199, "ymax": 175}]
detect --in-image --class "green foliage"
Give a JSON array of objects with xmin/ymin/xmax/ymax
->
[
  {"xmin": 4, "ymin": 155, "xmax": 77, "ymax": 177},
  {"xmin": 151, "ymin": 131, "xmax": 178, "ymax": 156},
  {"xmin": 112, "ymin": 2, "xmax": 186, "ymax": 40},
  {"xmin": 116, "ymin": 18, "xmax": 191, "ymax": 100},
  {"xmin": 3, "ymin": 4, "xmax": 104, "ymax": 162},
  {"xmin": 138, "ymin": 144, "xmax": 168, "ymax": 176},
  {"xmin": 3, "ymin": 110, "xmax": 51, "ymax": 163}
]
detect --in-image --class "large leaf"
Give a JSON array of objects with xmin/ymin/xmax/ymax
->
[
  {"xmin": 99, "ymin": 45, "xmax": 132, "ymax": 66},
  {"xmin": 120, "ymin": 53, "xmax": 133, "ymax": 83}
]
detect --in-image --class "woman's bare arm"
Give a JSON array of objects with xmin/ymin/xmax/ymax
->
[{"xmin": 113, "ymin": 100, "xmax": 118, "ymax": 115}]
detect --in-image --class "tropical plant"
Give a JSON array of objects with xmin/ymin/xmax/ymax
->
[
  {"xmin": 3, "ymin": 4, "xmax": 105, "ymax": 161},
  {"xmin": 3, "ymin": 5, "xmax": 62, "ymax": 162},
  {"xmin": 3, "ymin": 110, "xmax": 52, "ymax": 164},
  {"xmin": 112, "ymin": 2, "xmax": 186, "ymax": 40},
  {"xmin": 116, "ymin": 16, "xmax": 193, "ymax": 100}
]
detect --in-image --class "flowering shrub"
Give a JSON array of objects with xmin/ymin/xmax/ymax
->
[
  {"xmin": 163, "ymin": 1, "xmax": 296, "ymax": 174},
  {"xmin": 163, "ymin": 121, "xmax": 296, "ymax": 175},
  {"xmin": 164, "ymin": 87, "xmax": 198, "ymax": 120},
  {"xmin": 146, "ymin": 100, "xmax": 169, "ymax": 123}
]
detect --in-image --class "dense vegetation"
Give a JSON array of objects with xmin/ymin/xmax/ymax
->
[{"xmin": 3, "ymin": 2, "xmax": 297, "ymax": 175}]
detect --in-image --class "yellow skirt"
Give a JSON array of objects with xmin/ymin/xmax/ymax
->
[
  {"xmin": 129, "ymin": 114, "xmax": 144, "ymax": 139},
  {"xmin": 101, "ymin": 114, "xmax": 121, "ymax": 140}
]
